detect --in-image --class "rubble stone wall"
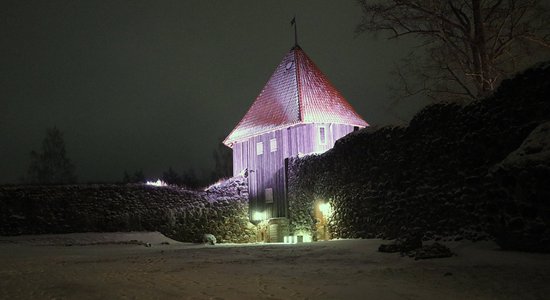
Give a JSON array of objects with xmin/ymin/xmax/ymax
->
[
  {"xmin": 287, "ymin": 63, "xmax": 550, "ymax": 251},
  {"xmin": 0, "ymin": 176, "xmax": 256, "ymax": 243}
]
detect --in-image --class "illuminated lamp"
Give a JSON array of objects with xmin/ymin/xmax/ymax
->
[
  {"xmin": 319, "ymin": 202, "xmax": 332, "ymax": 217},
  {"xmin": 251, "ymin": 211, "xmax": 265, "ymax": 224}
]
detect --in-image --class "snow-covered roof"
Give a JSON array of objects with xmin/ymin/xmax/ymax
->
[{"xmin": 224, "ymin": 45, "xmax": 368, "ymax": 147}]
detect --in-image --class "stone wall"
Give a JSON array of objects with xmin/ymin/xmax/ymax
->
[
  {"xmin": 0, "ymin": 176, "xmax": 256, "ymax": 243},
  {"xmin": 287, "ymin": 62, "xmax": 550, "ymax": 251},
  {"xmin": 489, "ymin": 121, "xmax": 550, "ymax": 252}
]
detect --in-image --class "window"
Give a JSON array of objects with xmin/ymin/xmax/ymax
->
[
  {"xmin": 270, "ymin": 138, "xmax": 277, "ymax": 152},
  {"xmin": 256, "ymin": 142, "xmax": 263, "ymax": 155},
  {"xmin": 319, "ymin": 126, "xmax": 327, "ymax": 145},
  {"xmin": 265, "ymin": 188, "xmax": 273, "ymax": 203}
]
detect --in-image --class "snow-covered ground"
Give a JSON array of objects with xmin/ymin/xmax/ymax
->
[{"xmin": 0, "ymin": 232, "xmax": 548, "ymax": 299}]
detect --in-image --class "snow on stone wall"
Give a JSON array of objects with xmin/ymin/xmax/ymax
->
[
  {"xmin": 287, "ymin": 62, "xmax": 550, "ymax": 251},
  {"xmin": 0, "ymin": 176, "xmax": 256, "ymax": 243},
  {"xmin": 489, "ymin": 121, "xmax": 550, "ymax": 252}
]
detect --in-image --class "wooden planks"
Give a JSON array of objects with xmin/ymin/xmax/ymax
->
[{"xmin": 231, "ymin": 123, "xmax": 355, "ymax": 219}]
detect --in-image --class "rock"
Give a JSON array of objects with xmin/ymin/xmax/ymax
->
[
  {"xmin": 378, "ymin": 235, "xmax": 423, "ymax": 254},
  {"xmin": 202, "ymin": 233, "xmax": 216, "ymax": 245},
  {"xmin": 414, "ymin": 243, "xmax": 455, "ymax": 260}
]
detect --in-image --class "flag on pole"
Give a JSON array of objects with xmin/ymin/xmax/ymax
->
[{"xmin": 291, "ymin": 17, "xmax": 295, "ymax": 26}]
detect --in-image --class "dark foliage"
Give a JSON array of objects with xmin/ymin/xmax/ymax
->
[
  {"xmin": 0, "ymin": 177, "xmax": 255, "ymax": 243},
  {"xmin": 287, "ymin": 62, "xmax": 550, "ymax": 252},
  {"xmin": 181, "ymin": 168, "xmax": 200, "ymax": 189},
  {"xmin": 26, "ymin": 127, "xmax": 77, "ymax": 184},
  {"xmin": 162, "ymin": 167, "xmax": 182, "ymax": 185},
  {"xmin": 211, "ymin": 139, "xmax": 233, "ymax": 181},
  {"xmin": 489, "ymin": 121, "xmax": 550, "ymax": 252},
  {"xmin": 122, "ymin": 170, "xmax": 145, "ymax": 184}
]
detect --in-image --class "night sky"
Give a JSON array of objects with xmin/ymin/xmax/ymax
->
[{"xmin": 2, "ymin": 0, "xmax": 425, "ymax": 184}]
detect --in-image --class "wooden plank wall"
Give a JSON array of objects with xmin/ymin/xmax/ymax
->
[
  {"xmin": 246, "ymin": 130, "xmax": 286, "ymax": 218},
  {"xmin": 286, "ymin": 123, "xmax": 354, "ymax": 156},
  {"xmin": 232, "ymin": 141, "xmax": 249, "ymax": 177},
  {"xmin": 231, "ymin": 123, "xmax": 356, "ymax": 219}
]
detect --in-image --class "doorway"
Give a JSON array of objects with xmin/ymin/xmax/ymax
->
[{"xmin": 314, "ymin": 199, "xmax": 331, "ymax": 241}]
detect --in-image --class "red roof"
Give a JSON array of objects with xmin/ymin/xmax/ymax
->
[{"xmin": 224, "ymin": 46, "xmax": 368, "ymax": 146}]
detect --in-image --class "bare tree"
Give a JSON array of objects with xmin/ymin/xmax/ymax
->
[{"xmin": 357, "ymin": 0, "xmax": 550, "ymax": 102}]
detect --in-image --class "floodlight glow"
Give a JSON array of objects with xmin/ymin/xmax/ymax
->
[
  {"xmin": 145, "ymin": 179, "xmax": 167, "ymax": 187},
  {"xmin": 252, "ymin": 211, "xmax": 265, "ymax": 222},
  {"xmin": 294, "ymin": 231, "xmax": 312, "ymax": 243},
  {"xmin": 319, "ymin": 202, "xmax": 332, "ymax": 216}
]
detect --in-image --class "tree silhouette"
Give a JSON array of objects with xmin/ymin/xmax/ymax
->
[
  {"xmin": 27, "ymin": 127, "xmax": 77, "ymax": 184},
  {"xmin": 211, "ymin": 139, "xmax": 232, "ymax": 181},
  {"xmin": 182, "ymin": 168, "xmax": 200, "ymax": 189},
  {"xmin": 357, "ymin": 0, "xmax": 550, "ymax": 102},
  {"xmin": 162, "ymin": 167, "xmax": 182, "ymax": 185},
  {"xmin": 122, "ymin": 169, "xmax": 145, "ymax": 183}
]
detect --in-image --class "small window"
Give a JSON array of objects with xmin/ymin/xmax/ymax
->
[
  {"xmin": 319, "ymin": 126, "xmax": 327, "ymax": 145},
  {"xmin": 270, "ymin": 138, "xmax": 277, "ymax": 152},
  {"xmin": 256, "ymin": 142, "xmax": 263, "ymax": 155},
  {"xmin": 265, "ymin": 188, "xmax": 273, "ymax": 203}
]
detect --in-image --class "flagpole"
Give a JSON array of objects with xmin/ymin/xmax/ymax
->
[
  {"xmin": 291, "ymin": 16, "xmax": 298, "ymax": 47},
  {"xmin": 294, "ymin": 17, "xmax": 298, "ymax": 46}
]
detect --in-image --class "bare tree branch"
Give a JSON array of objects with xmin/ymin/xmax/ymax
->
[{"xmin": 356, "ymin": 0, "xmax": 550, "ymax": 103}]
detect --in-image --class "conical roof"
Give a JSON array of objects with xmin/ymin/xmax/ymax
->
[{"xmin": 224, "ymin": 46, "xmax": 368, "ymax": 146}]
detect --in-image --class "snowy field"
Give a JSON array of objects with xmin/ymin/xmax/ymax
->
[{"xmin": 0, "ymin": 232, "xmax": 548, "ymax": 300}]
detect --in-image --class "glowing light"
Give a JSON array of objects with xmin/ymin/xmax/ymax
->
[
  {"xmin": 145, "ymin": 179, "xmax": 167, "ymax": 187},
  {"xmin": 252, "ymin": 211, "xmax": 266, "ymax": 222},
  {"xmin": 319, "ymin": 202, "xmax": 332, "ymax": 217},
  {"xmin": 284, "ymin": 235, "xmax": 308, "ymax": 244},
  {"xmin": 293, "ymin": 231, "xmax": 312, "ymax": 243}
]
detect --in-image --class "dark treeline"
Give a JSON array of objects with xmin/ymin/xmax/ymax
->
[
  {"xmin": 24, "ymin": 127, "xmax": 77, "ymax": 185},
  {"xmin": 121, "ymin": 139, "xmax": 232, "ymax": 189},
  {"xmin": 22, "ymin": 129, "xmax": 232, "ymax": 188}
]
